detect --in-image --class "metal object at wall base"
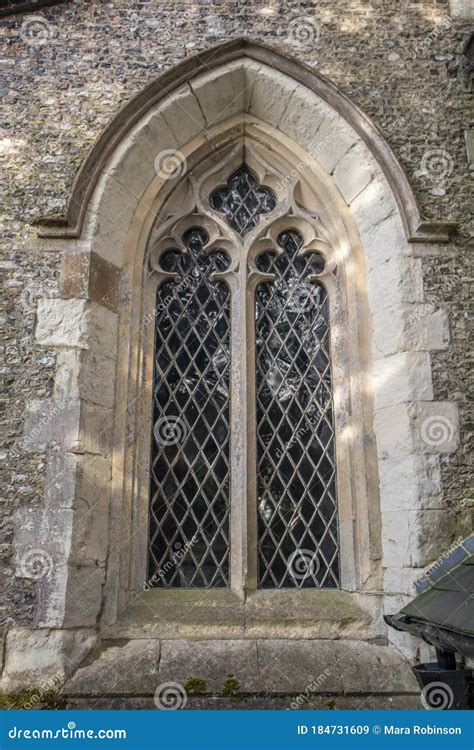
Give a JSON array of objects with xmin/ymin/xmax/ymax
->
[{"xmin": 413, "ymin": 663, "xmax": 473, "ymax": 710}]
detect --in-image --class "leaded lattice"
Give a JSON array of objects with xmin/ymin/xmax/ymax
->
[
  {"xmin": 255, "ymin": 230, "xmax": 339, "ymax": 588},
  {"xmin": 210, "ymin": 165, "xmax": 276, "ymax": 235},
  {"xmin": 148, "ymin": 229, "xmax": 231, "ymax": 588}
]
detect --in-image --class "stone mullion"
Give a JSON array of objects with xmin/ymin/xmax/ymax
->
[{"xmin": 227, "ymin": 261, "xmax": 256, "ymax": 595}]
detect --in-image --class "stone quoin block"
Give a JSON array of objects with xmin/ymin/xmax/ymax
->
[
  {"xmin": 372, "ymin": 351, "xmax": 434, "ymax": 410},
  {"xmin": 378, "ymin": 453, "xmax": 443, "ymax": 511},
  {"xmin": 367, "ymin": 256, "xmax": 424, "ymax": 312},
  {"xmin": 374, "ymin": 401, "xmax": 460, "ymax": 457},
  {"xmin": 54, "ymin": 349, "xmax": 117, "ymax": 408},
  {"xmin": 372, "ymin": 303, "xmax": 450, "ymax": 357},
  {"xmin": 0, "ymin": 628, "xmax": 97, "ymax": 691}
]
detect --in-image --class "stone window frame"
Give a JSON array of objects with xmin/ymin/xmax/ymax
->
[
  {"xmin": 142, "ymin": 139, "xmax": 357, "ymax": 595},
  {"xmin": 9, "ymin": 40, "xmax": 460, "ymax": 687}
]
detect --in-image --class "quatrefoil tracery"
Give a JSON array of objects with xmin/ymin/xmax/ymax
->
[{"xmin": 148, "ymin": 167, "xmax": 336, "ymax": 290}]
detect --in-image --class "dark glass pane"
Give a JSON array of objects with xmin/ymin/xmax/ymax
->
[
  {"xmin": 210, "ymin": 166, "xmax": 276, "ymax": 235},
  {"xmin": 148, "ymin": 229, "xmax": 231, "ymax": 588},
  {"xmin": 255, "ymin": 231, "xmax": 339, "ymax": 589}
]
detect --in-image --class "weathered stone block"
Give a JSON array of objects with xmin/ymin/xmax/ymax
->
[
  {"xmin": 22, "ymin": 400, "xmax": 81, "ymax": 452},
  {"xmin": 0, "ymin": 628, "xmax": 97, "ymax": 691},
  {"xmin": 22, "ymin": 401, "xmax": 113, "ymax": 457},
  {"xmin": 60, "ymin": 250, "xmax": 122, "ymax": 312},
  {"xmin": 372, "ymin": 304, "xmax": 450, "ymax": 357},
  {"xmin": 380, "ymin": 511, "xmax": 412, "ymax": 567},
  {"xmin": 409, "ymin": 509, "xmax": 458, "ymax": 568},
  {"xmin": 309, "ymin": 107, "xmax": 359, "ymax": 174},
  {"xmin": 190, "ymin": 63, "xmax": 246, "ymax": 126},
  {"xmin": 60, "ymin": 566, "xmax": 105, "ymax": 628},
  {"xmin": 278, "ymin": 85, "xmax": 328, "ymax": 152},
  {"xmin": 63, "ymin": 640, "xmax": 161, "ymax": 696},
  {"xmin": 378, "ymin": 454, "xmax": 443, "ymax": 511},
  {"xmin": 55, "ymin": 349, "xmax": 117, "ymax": 408},
  {"xmin": 158, "ymin": 639, "xmax": 259, "ymax": 692},
  {"xmin": 359, "ymin": 212, "xmax": 410, "ymax": 265},
  {"xmin": 36, "ymin": 299, "xmax": 89, "ymax": 349},
  {"xmin": 367, "ymin": 256, "xmax": 424, "ymax": 312},
  {"xmin": 338, "ymin": 641, "xmax": 418, "ymax": 694},
  {"xmin": 351, "ymin": 174, "xmax": 398, "ymax": 236},
  {"xmin": 373, "ymin": 352, "xmax": 433, "ymax": 411},
  {"xmin": 374, "ymin": 401, "xmax": 460, "ymax": 456},
  {"xmin": 88, "ymin": 179, "xmax": 139, "ymax": 266},
  {"xmin": 333, "ymin": 142, "xmax": 378, "ymax": 203},
  {"xmin": 247, "ymin": 65, "xmax": 294, "ymax": 125},
  {"xmin": 257, "ymin": 640, "xmax": 342, "ymax": 694},
  {"xmin": 383, "ymin": 566, "xmax": 424, "ymax": 595},
  {"xmin": 159, "ymin": 83, "xmax": 207, "ymax": 146},
  {"xmin": 36, "ymin": 300, "xmax": 118, "ymax": 359}
]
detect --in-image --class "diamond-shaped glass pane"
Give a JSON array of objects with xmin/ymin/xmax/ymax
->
[
  {"xmin": 210, "ymin": 165, "xmax": 276, "ymax": 235},
  {"xmin": 255, "ymin": 231, "xmax": 339, "ymax": 589},
  {"xmin": 148, "ymin": 229, "xmax": 231, "ymax": 588}
]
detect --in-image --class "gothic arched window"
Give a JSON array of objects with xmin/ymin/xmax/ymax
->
[{"xmin": 147, "ymin": 158, "xmax": 339, "ymax": 591}]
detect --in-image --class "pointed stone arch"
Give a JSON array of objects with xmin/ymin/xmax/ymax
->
[{"xmin": 6, "ymin": 39, "xmax": 460, "ymax": 689}]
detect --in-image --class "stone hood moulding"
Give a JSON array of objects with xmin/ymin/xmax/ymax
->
[{"xmin": 32, "ymin": 38, "xmax": 457, "ymax": 244}]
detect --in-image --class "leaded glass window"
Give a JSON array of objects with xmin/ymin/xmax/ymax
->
[
  {"xmin": 256, "ymin": 232, "xmax": 338, "ymax": 588},
  {"xmin": 148, "ymin": 229, "xmax": 231, "ymax": 587},
  {"xmin": 148, "ymin": 163, "xmax": 339, "ymax": 591}
]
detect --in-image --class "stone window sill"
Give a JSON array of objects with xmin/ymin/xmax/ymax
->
[{"xmin": 102, "ymin": 589, "xmax": 374, "ymax": 641}]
